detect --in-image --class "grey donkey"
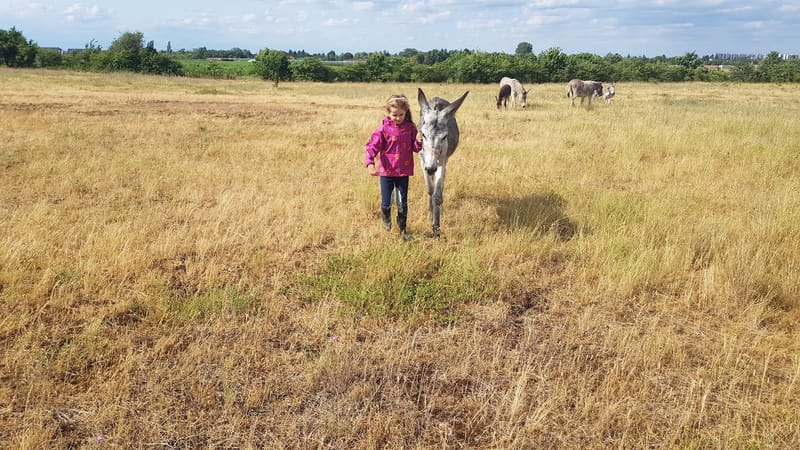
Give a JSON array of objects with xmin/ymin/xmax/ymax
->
[{"xmin": 416, "ymin": 88, "xmax": 469, "ymax": 238}]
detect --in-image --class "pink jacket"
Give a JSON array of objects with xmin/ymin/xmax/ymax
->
[{"xmin": 364, "ymin": 117, "xmax": 421, "ymax": 177}]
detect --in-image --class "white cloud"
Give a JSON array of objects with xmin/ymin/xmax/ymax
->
[
  {"xmin": 0, "ymin": 1, "xmax": 47, "ymax": 18},
  {"xmin": 352, "ymin": 2, "xmax": 375, "ymax": 12},
  {"xmin": 415, "ymin": 10, "xmax": 452, "ymax": 25},
  {"xmin": 525, "ymin": 14, "xmax": 565, "ymax": 28},
  {"xmin": 743, "ymin": 20, "xmax": 772, "ymax": 30},
  {"xmin": 525, "ymin": 0, "xmax": 579, "ymax": 6},
  {"xmin": 455, "ymin": 18, "xmax": 503, "ymax": 30},
  {"xmin": 324, "ymin": 17, "xmax": 355, "ymax": 26},
  {"xmin": 63, "ymin": 3, "xmax": 110, "ymax": 23},
  {"xmin": 400, "ymin": 2, "xmax": 426, "ymax": 14}
]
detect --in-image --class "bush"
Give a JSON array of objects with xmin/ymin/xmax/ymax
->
[
  {"xmin": 290, "ymin": 58, "xmax": 335, "ymax": 82},
  {"xmin": 0, "ymin": 27, "xmax": 37, "ymax": 67},
  {"xmin": 253, "ymin": 49, "xmax": 290, "ymax": 87}
]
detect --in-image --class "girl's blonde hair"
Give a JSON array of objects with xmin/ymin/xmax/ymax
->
[{"xmin": 385, "ymin": 94, "xmax": 414, "ymax": 123}]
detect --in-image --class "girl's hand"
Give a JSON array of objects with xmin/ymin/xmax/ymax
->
[
  {"xmin": 416, "ymin": 131, "xmax": 423, "ymax": 143},
  {"xmin": 367, "ymin": 164, "xmax": 378, "ymax": 176}
]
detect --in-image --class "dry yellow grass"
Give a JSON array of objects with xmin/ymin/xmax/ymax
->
[{"xmin": 1, "ymin": 68, "xmax": 799, "ymax": 449}]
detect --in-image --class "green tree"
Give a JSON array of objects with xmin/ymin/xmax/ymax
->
[
  {"xmin": 758, "ymin": 51, "xmax": 798, "ymax": 82},
  {"xmin": 658, "ymin": 63, "xmax": 689, "ymax": 82},
  {"xmin": 707, "ymin": 67, "xmax": 732, "ymax": 82},
  {"xmin": 447, "ymin": 52, "xmax": 510, "ymax": 83},
  {"xmin": 62, "ymin": 40, "xmax": 103, "ymax": 71},
  {"xmin": 676, "ymin": 51, "xmax": 703, "ymax": 70},
  {"xmin": 0, "ymin": 27, "xmax": 38, "ymax": 67},
  {"xmin": 338, "ymin": 61, "xmax": 370, "ymax": 81},
  {"xmin": 365, "ymin": 52, "xmax": 391, "ymax": 81},
  {"xmin": 385, "ymin": 56, "xmax": 415, "ymax": 82},
  {"xmin": 290, "ymin": 57, "xmax": 335, "ymax": 82},
  {"xmin": 515, "ymin": 41, "xmax": 533, "ymax": 55},
  {"xmin": 785, "ymin": 60, "xmax": 800, "ymax": 82},
  {"xmin": 416, "ymin": 49, "xmax": 451, "ymax": 65},
  {"xmin": 410, "ymin": 63, "xmax": 449, "ymax": 82},
  {"xmin": 511, "ymin": 54, "xmax": 543, "ymax": 83},
  {"xmin": 36, "ymin": 48, "xmax": 63, "ymax": 68},
  {"xmin": 538, "ymin": 47, "xmax": 568, "ymax": 82},
  {"xmin": 106, "ymin": 31, "xmax": 145, "ymax": 71},
  {"xmin": 254, "ymin": 49, "xmax": 290, "ymax": 87},
  {"xmin": 566, "ymin": 53, "xmax": 611, "ymax": 81},
  {"xmin": 691, "ymin": 66, "xmax": 712, "ymax": 81},
  {"xmin": 730, "ymin": 60, "xmax": 757, "ymax": 82},
  {"xmin": 609, "ymin": 56, "xmax": 644, "ymax": 81},
  {"xmin": 140, "ymin": 40, "xmax": 183, "ymax": 76},
  {"xmin": 398, "ymin": 48, "xmax": 419, "ymax": 58}
]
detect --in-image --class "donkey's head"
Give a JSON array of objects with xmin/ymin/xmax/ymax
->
[
  {"xmin": 593, "ymin": 82, "xmax": 604, "ymax": 97},
  {"xmin": 417, "ymin": 88, "xmax": 469, "ymax": 175}
]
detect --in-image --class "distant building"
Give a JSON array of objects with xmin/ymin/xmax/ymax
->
[
  {"xmin": 709, "ymin": 52, "xmax": 799, "ymax": 61},
  {"xmin": 704, "ymin": 65, "xmax": 734, "ymax": 72}
]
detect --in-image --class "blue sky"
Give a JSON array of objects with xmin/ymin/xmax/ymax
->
[{"xmin": 2, "ymin": 1, "xmax": 798, "ymax": 57}]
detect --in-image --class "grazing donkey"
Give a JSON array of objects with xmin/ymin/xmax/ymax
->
[
  {"xmin": 566, "ymin": 79, "xmax": 603, "ymax": 107},
  {"xmin": 500, "ymin": 77, "xmax": 528, "ymax": 108},
  {"xmin": 417, "ymin": 88, "xmax": 469, "ymax": 238},
  {"xmin": 604, "ymin": 82, "xmax": 616, "ymax": 104},
  {"xmin": 496, "ymin": 84, "xmax": 511, "ymax": 110}
]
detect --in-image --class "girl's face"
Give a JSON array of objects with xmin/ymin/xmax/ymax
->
[{"xmin": 387, "ymin": 107, "xmax": 407, "ymax": 126}]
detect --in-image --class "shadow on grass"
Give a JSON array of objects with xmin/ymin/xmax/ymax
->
[{"xmin": 493, "ymin": 192, "xmax": 581, "ymax": 242}]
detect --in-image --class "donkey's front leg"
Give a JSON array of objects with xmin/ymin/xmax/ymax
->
[
  {"xmin": 424, "ymin": 172, "xmax": 435, "ymax": 219},
  {"xmin": 431, "ymin": 166, "xmax": 446, "ymax": 238}
]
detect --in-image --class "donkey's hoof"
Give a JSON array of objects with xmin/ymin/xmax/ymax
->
[{"xmin": 432, "ymin": 228, "xmax": 440, "ymax": 239}]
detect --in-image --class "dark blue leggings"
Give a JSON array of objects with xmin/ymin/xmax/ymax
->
[{"xmin": 380, "ymin": 176, "xmax": 409, "ymax": 217}]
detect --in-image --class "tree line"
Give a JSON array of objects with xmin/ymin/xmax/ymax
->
[
  {"xmin": 2, "ymin": 29, "xmax": 182, "ymax": 75},
  {"xmin": 2, "ymin": 28, "xmax": 799, "ymax": 84}
]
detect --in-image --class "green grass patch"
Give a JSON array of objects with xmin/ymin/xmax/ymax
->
[
  {"xmin": 298, "ymin": 245, "xmax": 497, "ymax": 321},
  {"xmin": 166, "ymin": 286, "xmax": 255, "ymax": 320},
  {"xmin": 179, "ymin": 59, "xmax": 257, "ymax": 79}
]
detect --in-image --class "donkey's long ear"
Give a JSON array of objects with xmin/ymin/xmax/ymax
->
[
  {"xmin": 417, "ymin": 88, "xmax": 429, "ymax": 112},
  {"xmin": 444, "ymin": 91, "xmax": 469, "ymax": 117}
]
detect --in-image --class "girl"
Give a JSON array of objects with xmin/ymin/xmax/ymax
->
[{"xmin": 364, "ymin": 94, "xmax": 423, "ymax": 240}]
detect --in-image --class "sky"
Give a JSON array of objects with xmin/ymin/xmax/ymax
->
[{"xmin": 2, "ymin": 1, "xmax": 799, "ymax": 57}]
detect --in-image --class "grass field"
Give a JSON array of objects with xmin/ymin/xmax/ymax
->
[
  {"xmin": 1, "ymin": 68, "xmax": 799, "ymax": 449},
  {"xmin": 178, "ymin": 59, "xmax": 258, "ymax": 79}
]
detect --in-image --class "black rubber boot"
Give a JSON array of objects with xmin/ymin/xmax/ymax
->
[
  {"xmin": 381, "ymin": 208, "xmax": 391, "ymax": 231},
  {"xmin": 397, "ymin": 214, "xmax": 412, "ymax": 241}
]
